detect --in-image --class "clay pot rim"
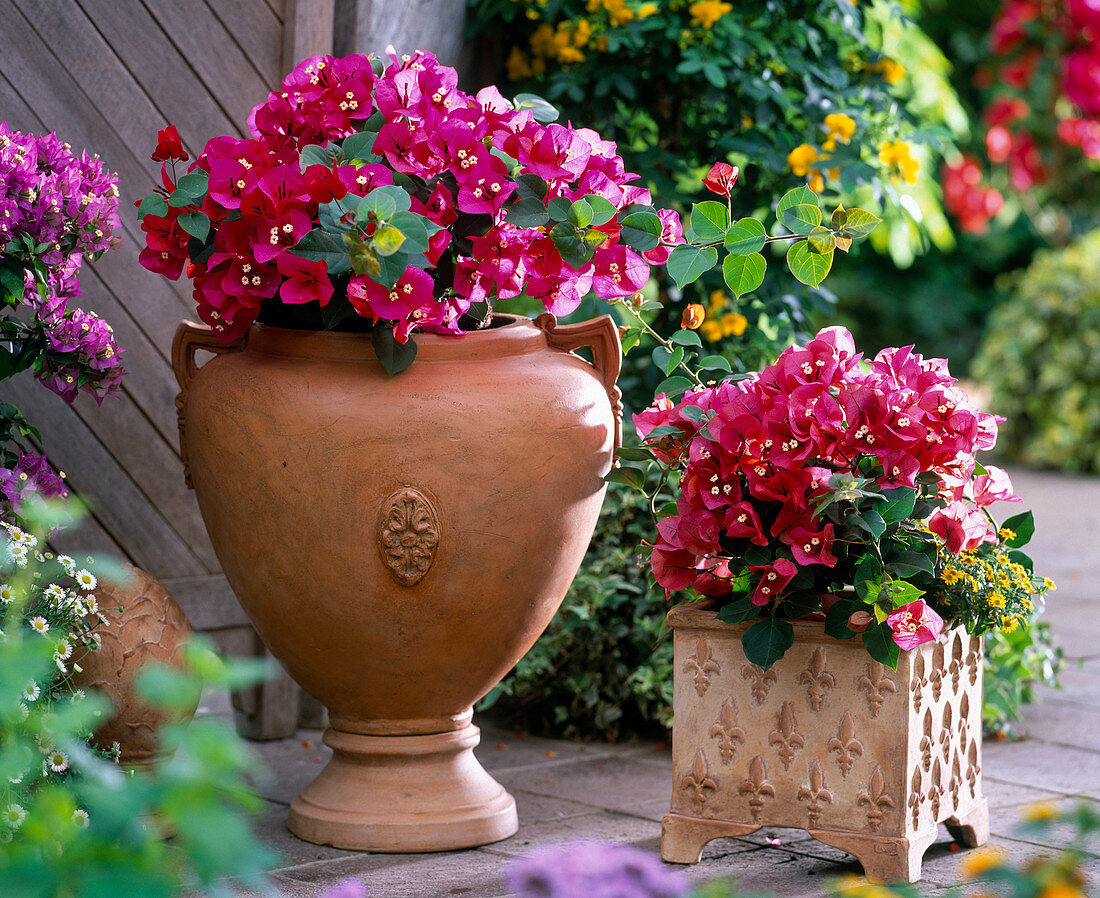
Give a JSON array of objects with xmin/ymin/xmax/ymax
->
[{"xmin": 246, "ymin": 314, "xmax": 546, "ymax": 363}]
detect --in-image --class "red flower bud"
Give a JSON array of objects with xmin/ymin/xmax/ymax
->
[
  {"xmin": 681, "ymin": 303, "xmax": 705, "ymax": 330},
  {"xmin": 151, "ymin": 125, "xmax": 188, "ymax": 163},
  {"xmin": 702, "ymin": 162, "xmax": 739, "ymax": 197}
]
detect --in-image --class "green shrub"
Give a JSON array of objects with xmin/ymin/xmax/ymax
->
[
  {"xmin": 480, "ymin": 483, "xmax": 674, "ymax": 740},
  {"xmin": 982, "ymin": 618, "xmax": 1063, "ymax": 737},
  {"xmin": 972, "ymin": 229, "xmax": 1100, "ymax": 473}
]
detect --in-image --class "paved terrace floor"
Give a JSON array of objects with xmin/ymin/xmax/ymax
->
[{"xmin": 204, "ymin": 468, "xmax": 1100, "ymax": 897}]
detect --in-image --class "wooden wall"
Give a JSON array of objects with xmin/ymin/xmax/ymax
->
[{"xmin": 0, "ymin": 0, "xmax": 465, "ymax": 735}]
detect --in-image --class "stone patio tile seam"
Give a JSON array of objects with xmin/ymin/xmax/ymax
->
[
  {"xmin": 268, "ymin": 849, "xmax": 425, "ymax": 877},
  {"xmin": 480, "ymin": 749, "xmax": 668, "ymax": 777},
  {"xmin": 983, "ymin": 775, "xmax": 1077, "ymax": 798},
  {"xmin": 984, "ymin": 830, "xmax": 1100, "ymax": 858}
]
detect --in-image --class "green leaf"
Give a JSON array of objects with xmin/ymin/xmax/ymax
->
[
  {"xmin": 722, "ymin": 252, "xmax": 766, "ymax": 298},
  {"xmin": 371, "ymin": 327, "xmax": 417, "ymax": 376},
  {"xmin": 690, "ymin": 201, "xmax": 729, "ymax": 242},
  {"xmin": 806, "ymin": 225, "xmax": 836, "ymax": 255},
  {"xmin": 341, "ymin": 131, "xmax": 377, "ymax": 160},
  {"xmin": 619, "ymin": 210, "xmax": 663, "ymax": 252},
  {"xmin": 776, "ymin": 185, "xmax": 819, "ymax": 220},
  {"xmin": 885, "ymin": 551, "xmax": 935, "ymax": 577},
  {"xmin": 724, "ymin": 217, "xmax": 766, "ymax": 255},
  {"xmin": 177, "ymin": 212, "xmax": 210, "ymax": 242},
  {"xmin": 548, "ymin": 196, "xmax": 572, "ymax": 221},
  {"xmin": 376, "ymin": 250, "xmax": 410, "ymax": 288},
  {"xmin": 505, "ymin": 197, "xmax": 550, "ymax": 227},
  {"xmin": 387, "ymin": 211, "xmax": 435, "ymax": 254},
  {"xmin": 615, "ymin": 446, "xmax": 655, "ymax": 462},
  {"xmin": 360, "ymin": 185, "xmax": 411, "ymax": 221},
  {"xmin": 831, "ymin": 206, "xmax": 848, "ymax": 229},
  {"xmin": 781, "ymin": 203, "xmax": 822, "ymax": 236},
  {"xmin": 862, "ymin": 622, "xmax": 900, "ymax": 669},
  {"xmin": 373, "ymin": 225, "xmax": 406, "ymax": 256},
  {"xmin": 551, "ymin": 221, "xmax": 595, "ymax": 269},
  {"xmin": 137, "ymin": 193, "xmax": 169, "ymax": 218},
  {"xmin": 604, "ymin": 466, "xmax": 646, "ymax": 489},
  {"xmin": 669, "ymin": 329, "xmax": 702, "ymax": 347},
  {"xmin": 839, "ymin": 207, "xmax": 882, "ymax": 239},
  {"xmin": 583, "ymin": 194, "xmax": 618, "ymax": 226},
  {"xmin": 667, "ymin": 244, "xmax": 718, "ymax": 289},
  {"xmin": 680, "ymin": 404, "xmax": 707, "ymax": 424},
  {"xmin": 166, "ymin": 189, "xmax": 195, "ymax": 208},
  {"xmin": 514, "ymin": 173, "xmax": 548, "ymax": 202},
  {"xmin": 290, "ymin": 230, "xmax": 351, "ymax": 274},
  {"xmin": 716, "ymin": 596, "xmax": 759, "ymax": 624},
  {"xmin": 741, "ymin": 618, "xmax": 795, "ymax": 671},
  {"xmin": 1001, "ymin": 511, "xmax": 1035, "ymax": 548},
  {"xmin": 654, "ymin": 375, "xmax": 693, "ymax": 399},
  {"xmin": 620, "ymin": 326, "xmax": 642, "ymax": 353},
  {"xmin": 0, "ymin": 264, "xmax": 25, "ymax": 299},
  {"xmin": 652, "ymin": 345, "xmax": 685, "ymax": 376},
  {"xmin": 824, "ymin": 597, "xmax": 861, "ymax": 640},
  {"xmin": 849, "ymin": 509, "xmax": 887, "ymax": 540},
  {"xmin": 1007, "ymin": 549, "xmax": 1034, "ymax": 573},
  {"xmin": 300, "ymin": 143, "xmax": 336, "ymax": 168},
  {"xmin": 786, "ymin": 241, "xmax": 833, "ymax": 287},
  {"xmin": 514, "ymin": 92, "xmax": 559, "ymax": 123},
  {"xmin": 175, "ymin": 168, "xmax": 209, "ymax": 199},
  {"xmin": 878, "ymin": 487, "xmax": 917, "ymax": 525},
  {"xmin": 566, "ymin": 198, "xmax": 594, "ymax": 229}
]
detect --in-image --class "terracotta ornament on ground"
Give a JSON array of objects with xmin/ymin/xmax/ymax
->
[{"xmin": 661, "ymin": 604, "xmax": 988, "ymax": 883}]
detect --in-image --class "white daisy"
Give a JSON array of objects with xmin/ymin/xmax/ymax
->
[
  {"xmin": 8, "ymin": 772, "xmax": 22, "ymax": 784},
  {"xmin": 57, "ymin": 554, "xmax": 75, "ymax": 574},
  {"xmin": 0, "ymin": 583, "xmax": 14, "ymax": 604},
  {"xmin": 86, "ymin": 632, "xmax": 101, "ymax": 652},
  {"xmin": 72, "ymin": 809, "xmax": 89, "ymax": 828},
  {"xmin": 29, "ymin": 616, "xmax": 49, "ymax": 636},
  {"xmin": 17, "ymin": 703, "xmax": 28, "ymax": 721},
  {"xmin": 2, "ymin": 803, "xmax": 27, "ymax": 829},
  {"xmin": 34, "ymin": 551, "xmax": 45, "ymax": 563},
  {"xmin": 46, "ymin": 750, "xmax": 69, "ymax": 773},
  {"xmin": 11, "ymin": 546, "xmax": 27, "ymax": 566},
  {"xmin": 84, "ymin": 595, "xmax": 98, "ymax": 615},
  {"xmin": 24, "ymin": 533, "xmax": 38, "ymax": 549},
  {"xmin": 22, "ymin": 681, "xmax": 40, "ymax": 702},
  {"xmin": 74, "ymin": 569, "xmax": 97, "ymax": 590},
  {"xmin": 54, "ymin": 657, "xmax": 67, "ymax": 674},
  {"xmin": 44, "ymin": 584, "xmax": 66, "ymax": 602},
  {"xmin": 53, "ymin": 639, "xmax": 72, "ymax": 660},
  {"xmin": 71, "ymin": 689, "xmax": 85, "ymax": 702}
]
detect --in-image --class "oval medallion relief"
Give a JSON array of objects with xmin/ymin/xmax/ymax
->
[{"xmin": 377, "ymin": 487, "xmax": 440, "ymax": 586}]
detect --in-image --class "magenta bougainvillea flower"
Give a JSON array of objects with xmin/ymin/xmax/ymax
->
[{"xmin": 886, "ymin": 599, "xmax": 944, "ymax": 651}]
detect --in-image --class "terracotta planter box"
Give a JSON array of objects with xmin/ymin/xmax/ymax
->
[{"xmin": 660, "ymin": 604, "xmax": 989, "ymax": 882}]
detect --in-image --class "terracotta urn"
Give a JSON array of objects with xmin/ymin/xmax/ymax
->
[
  {"xmin": 171, "ymin": 313, "xmax": 621, "ymax": 851},
  {"xmin": 661, "ymin": 603, "xmax": 989, "ymax": 883},
  {"xmin": 70, "ymin": 564, "xmax": 196, "ymax": 768}
]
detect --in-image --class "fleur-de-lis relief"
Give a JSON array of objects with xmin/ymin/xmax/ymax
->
[
  {"xmin": 966, "ymin": 740, "xmax": 981, "ymax": 798},
  {"xmin": 912, "ymin": 650, "xmax": 927, "ymax": 713},
  {"xmin": 966, "ymin": 636, "xmax": 982, "ymax": 686},
  {"xmin": 681, "ymin": 749, "xmax": 718, "ymax": 814},
  {"xmin": 710, "ymin": 698, "xmax": 747, "ymax": 765},
  {"xmin": 959, "ymin": 693, "xmax": 971, "ymax": 750},
  {"xmin": 929, "ymin": 642, "xmax": 946, "ymax": 701},
  {"xmin": 798, "ymin": 647, "xmax": 836, "ymax": 711},
  {"xmin": 926, "ymin": 757, "xmax": 944, "ymax": 819},
  {"xmin": 920, "ymin": 708, "xmax": 934, "ymax": 772},
  {"xmin": 856, "ymin": 765, "xmax": 896, "ymax": 832},
  {"xmin": 949, "ymin": 753, "xmax": 963, "ymax": 806},
  {"xmin": 827, "ymin": 711, "xmax": 864, "ymax": 777},
  {"xmin": 768, "ymin": 701, "xmax": 806, "ymax": 771},
  {"xmin": 857, "ymin": 661, "xmax": 897, "ymax": 718},
  {"xmin": 949, "ymin": 632, "xmax": 964, "ymax": 691},
  {"xmin": 939, "ymin": 702, "xmax": 954, "ymax": 762},
  {"xmin": 685, "ymin": 637, "xmax": 721, "ymax": 697},
  {"xmin": 738, "ymin": 755, "xmax": 776, "ymax": 822},
  {"xmin": 741, "ymin": 663, "xmax": 778, "ymax": 705},
  {"xmin": 908, "ymin": 767, "xmax": 923, "ymax": 829},
  {"xmin": 797, "ymin": 760, "xmax": 833, "ymax": 827}
]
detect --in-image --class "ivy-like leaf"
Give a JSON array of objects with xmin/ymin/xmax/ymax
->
[
  {"xmin": 371, "ymin": 326, "xmax": 417, "ymax": 377},
  {"xmin": 724, "ymin": 217, "xmax": 766, "ymax": 255},
  {"xmin": 780, "ymin": 203, "xmax": 822, "ymax": 236},
  {"xmin": 290, "ymin": 230, "xmax": 351, "ymax": 274},
  {"xmin": 669, "ymin": 329, "xmax": 703, "ymax": 347},
  {"xmin": 699, "ymin": 354, "xmax": 732, "ymax": 372},
  {"xmin": 137, "ymin": 193, "xmax": 168, "ymax": 219},
  {"xmin": 654, "ymin": 375, "xmax": 693, "ymax": 399},
  {"xmin": 786, "ymin": 240, "xmax": 833, "ymax": 287},
  {"xmin": 373, "ymin": 225, "xmax": 406, "ymax": 257},
  {"xmin": 878, "ymin": 487, "xmax": 917, "ymax": 525},
  {"xmin": 667, "ymin": 244, "xmax": 718, "ymax": 288},
  {"xmin": 505, "ymin": 197, "xmax": 550, "ymax": 228},
  {"xmin": 690, "ymin": 201, "xmax": 729, "ymax": 242},
  {"xmin": 566, "ymin": 198, "xmax": 594, "ymax": 229},
  {"xmin": 175, "ymin": 168, "xmax": 209, "ymax": 200},
  {"xmin": 824, "ymin": 596, "xmax": 862, "ymax": 640},
  {"xmin": 741, "ymin": 618, "xmax": 795, "ymax": 671},
  {"xmin": 862, "ymin": 622, "xmax": 900, "ymax": 670},
  {"xmin": 547, "ymin": 196, "xmax": 572, "ymax": 221},
  {"xmin": 1001, "ymin": 510, "xmax": 1035, "ymax": 548},
  {"xmin": 717, "ymin": 596, "xmax": 759, "ymax": 624},
  {"xmin": 838, "ymin": 207, "xmax": 882, "ymax": 239},
  {"xmin": 604, "ymin": 466, "xmax": 646, "ymax": 489},
  {"xmin": 776, "ymin": 185, "xmax": 819, "ymax": 220},
  {"xmin": 513, "ymin": 92, "xmax": 559, "ymax": 123},
  {"xmin": 340, "ymin": 131, "xmax": 377, "ymax": 160},
  {"xmin": 652, "ymin": 345, "xmax": 685, "ymax": 376},
  {"xmin": 177, "ymin": 212, "xmax": 210, "ymax": 242},
  {"xmin": 806, "ymin": 225, "xmax": 836, "ymax": 255},
  {"xmin": 619, "ymin": 210, "xmax": 663, "ymax": 252},
  {"xmin": 583, "ymin": 194, "xmax": 618, "ymax": 226},
  {"xmin": 722, "ymin": 252, "xmax": 766, "ymax": 298}
]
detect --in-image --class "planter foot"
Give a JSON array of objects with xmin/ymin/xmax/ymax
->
[
  {"xmin": 808, "ymin": 827, "xmax": 939, "ymax": 883},
  {"xmin": 660, "ymin": 813, "xmax": 759, "ymax": 863},
  {"xmin": 287, "ymin": 723, "xmax": 517, "ymax": 852},
  {"xmin": 946, "ymin": 799, "xmax": 990, "ymax": 848}
]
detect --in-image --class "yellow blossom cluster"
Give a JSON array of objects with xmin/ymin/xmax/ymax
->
[
  {"xmin": 871, "ymin": 57, "xmax": 906, "ymax": 84},
  {"xmin": 938, "ymin": 541, "xmax": 1053, "ymax": 636},
  {"xmin": 878, "ymin": 139, "xmax": 920, "ymax": 183},
  {"xmin": 688, "ymin": 0, "xmax": 732, "ymax": 29},
  {"xmin": 698, "ymin": 290, "xmax": 748, "ymax": 342},
  {"xmin": 822, "ymin": 112, "xmax": 856, "ymax": 149}
]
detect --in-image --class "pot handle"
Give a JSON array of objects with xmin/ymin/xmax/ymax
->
[
  {"xmin": 536, "ymin": 313, "xmax": 624, "ymax": 450},
  {"xmin": 171, "ymin": 320, "xmax": 248, "ymax": 489}
]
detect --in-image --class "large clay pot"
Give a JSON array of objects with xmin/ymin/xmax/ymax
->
[
  {"xmin": 171, "ymin": 313, "xmax": 621, "ymax": 851},
  {"xmin": 70, "ymin": 564, "xmax": 196, "ymax": 767}
]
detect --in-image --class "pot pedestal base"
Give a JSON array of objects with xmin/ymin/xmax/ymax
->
[{"xmin": 286, "ymin": 723, "xmax": 517, "ymax": 852}]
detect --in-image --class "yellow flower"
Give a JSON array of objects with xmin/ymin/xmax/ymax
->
[
  {"xmin": 1038, "ymin": 884, "xmax": 1087, "ymax": 898},
  {"xmin": 506, "ymin": 47, "xmax": 533, "ymax": 80},
  {"xmin": 721, "ymin": 311, "xmax": 748, "ymax": 337},
  {"xmin": 708, "ymin": 289, "xmax": 728, "ymax": 312},
  {"xmin": 1022, "ymin": 799, "xmax": 1061, "ymax": 822},
  {"xmin": 878, "ymin": 140, "xmax": 920, "ymax": 183},
  {"xmin": 599, "ymin": 0, "xmax": 636, "ymax": 25},
  {"xmin": 638, "ymin": 2, "xmax": 659, "ymax": 16},
  {"xmin": 574, "ymin": 18, "xmax": 592, "ymax": 45},
  {"xmin": 1043, "ymin": 577, "xmax": 1057, "ymax": 591},
  {"xmin": 807, "ymin": 170, "xmax": 824, "ymax": 193},
  {"xmin": 877, "ymin": 58, "xmax": 906, "ymax": 84},
  {"xmin": 998, "ymin": 527, "xmax": 1016, "ymax": 541},
  {"xmin": 699, "ymin": 319, "xmax": 723, "ymax": 342},
  {"xmin": 787, "ymin": 143, "xmax": 819, "ymax": 176},
  {"xmin": 824, "ymin": 112, "xmax": 857, "ymax": 143},
  {"xmin": 689, "ymin": 0, "xmax": 732, "ymax": 29},
  {"xmin": 959, "ymin": 847, "xmax": 1007, "ymax": 879},
  {"xmin": 530, "ymin": 23, "xmax": 556, "ymax": 57}
]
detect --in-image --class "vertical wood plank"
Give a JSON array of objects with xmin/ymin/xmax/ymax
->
[
  {"xmin": 283, "ymin": 0, "xmax": 335, "ymax": 70},
  {"xmin": 350, "ymin": 0, "xmax": 466, "ymax": 64},
  {"xmin": 204, "ymin": 0, "xmax": 284, "ymax": 86}
]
